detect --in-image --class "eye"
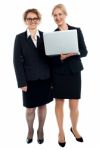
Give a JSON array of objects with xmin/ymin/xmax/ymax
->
[
  {"xmin": 59, "ymin": 13, "xmax": 63, "ymax": 16},
  {"xmin": 53, "ymin": 14, "xmax": 57, "ymax": 17}
]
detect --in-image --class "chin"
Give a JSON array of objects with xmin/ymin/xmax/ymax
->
[
  {"xmin": 57, "ymin": 23, "xmax": 62, "ymax": 26},
  {"xmin": 30, "ymin": 26, "xmax": 37, "ymax": 30}
]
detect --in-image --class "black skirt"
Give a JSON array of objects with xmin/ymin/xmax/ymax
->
[
  {"xmin": 22, "ymin": 79, "xmax": 53, "ymax": 108},
  {"xmin": 52, "ymin": 72, "xmax": 81, "ymax": 99}
]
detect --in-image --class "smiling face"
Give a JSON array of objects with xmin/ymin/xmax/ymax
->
[
  {"xmin": 25, "ymin": 12, "xmax": 40, "ymax": 30},
  {"xmin": 52, "ymin": 8, "xmax": 66, "ymax": 27}
]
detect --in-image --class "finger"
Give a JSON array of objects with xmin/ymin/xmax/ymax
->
[{"xmin": 23, "ymin": 89, "xmax": 27, "ymax": 92}]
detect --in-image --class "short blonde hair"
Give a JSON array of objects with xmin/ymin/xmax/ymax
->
[
  {"xmin": 52, "ymin": 4, "xmax": 67, "ymax": 16},
  {"xmin": 23, "ymin": 8, "xmax": 41, "ymax": 21}
]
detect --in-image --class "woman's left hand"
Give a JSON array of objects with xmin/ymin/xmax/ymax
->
[{"xmin": 60, "ymin": 53, "xmax": 77, "ymax": 60}]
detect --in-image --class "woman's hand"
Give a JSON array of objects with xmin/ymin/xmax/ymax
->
[
  {"xmin": 21, "ymin": 86, "xmax": 27, "ymax": 92},
  {"xmin": 60, "ymin": 53, "xmax": 77, "ymax": 61}
]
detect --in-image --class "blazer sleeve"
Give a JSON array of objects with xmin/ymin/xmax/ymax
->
[
  {"xmin": 77, "ymin": 28, "xmax": 88, "ymax": 57},
  {"xmin": 13, "ymin": 35, "xmax": 27, "ymax": 88}
]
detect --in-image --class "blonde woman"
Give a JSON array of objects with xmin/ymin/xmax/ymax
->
[
  {"xmin": 13, "ymin": 8, "xmax": 53, "ymax": 144},
  {"xmin": 50, "ymin": 4, "xmax": 88, "ymax": 147}
]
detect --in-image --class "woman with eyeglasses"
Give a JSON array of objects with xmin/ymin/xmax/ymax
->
[
  {"xmin": 13, "ymin": 8, "xmax": 53, "ymax": 144},
  {"xmin": 50, "ymin": 4, "xmax": 88, "ymax": 147}
]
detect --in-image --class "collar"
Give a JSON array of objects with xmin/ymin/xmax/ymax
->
[
  {"xmin": 55, "ymin": 24, "xmax": 75, "ymax": 31},
  {"xmin": 27, "ymin": 28, "xmax": 40, "ymax": 39}
]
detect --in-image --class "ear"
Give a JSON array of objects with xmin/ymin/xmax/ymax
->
[
  {"xmin": 64, "ymin": 14, "xmax": 67, "ymax": 19},
  {"xmin": 24, "ymin": 19, "xmax": 27, "ymax": 25},
  {"xmin": 65, "ymin": 13, "xmax": 68, "ymax": 17}
]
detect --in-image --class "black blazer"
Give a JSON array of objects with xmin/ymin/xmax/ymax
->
[
  {"xmin": 50, "ymin": 24, "xmax": 88, "ymax": 74},
  {"xmin": 13, "ymin": 30, "xmax": 50, "ymax": 88}
]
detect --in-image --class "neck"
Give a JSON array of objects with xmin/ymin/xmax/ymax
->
[
  {"xmin": 28, "ymin": 28, "xmax": 37, "ymax": 36},
  {"xmin": 59, "ymin": 23, "xmax": 68, "ymax": 31}
]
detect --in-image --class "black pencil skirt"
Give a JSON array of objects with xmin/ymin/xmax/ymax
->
[
  {"xmin": 52, "ymin": 72, "xmax": 81, "ymax": 99},
  {"xmin": 22, "ymin": 79, "xmax": 53, "ymax": 108}
]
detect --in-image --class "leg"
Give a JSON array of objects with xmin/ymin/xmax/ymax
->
[
  {"xmin": 69, "ymin": 99, "xmax": 81, "ymax": 138},
  {"xmin": 38, "ymin": 105, "xmax": 47, "ymax": 132},
  {"xmin": 37, "ymin": 105, "xmax": 47, "ymax": 140},
  {"xmin": 55, "ymin": 99, "xmax": 65, "ymax": 142},
  {"xmin": 26, "ymin": 108, "xmax": 36, "ymax": 139}
]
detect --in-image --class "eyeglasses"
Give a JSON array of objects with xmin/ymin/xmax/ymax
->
[{"xmin": 26, "ymin": 17, "xmax": 39, "ymax": 22}]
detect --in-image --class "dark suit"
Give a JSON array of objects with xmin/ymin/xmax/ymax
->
[
  {"xmin": 49, "ymin": 24, "xmax": 88, "ymax": 99},
  {"xmin": 13, "ymin": 31, "xmax": 50, "ymax": 88},
  {"xmin": 50, "ymin": 24, "xmax": 88, "ymax": 74}
]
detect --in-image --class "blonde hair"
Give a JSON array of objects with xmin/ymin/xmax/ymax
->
[
  {"xmin": 23, "ymin": 8, "xmax": 41, "ymax": 21},
  {"xmin": 52, "ymin": 4, "xmax": 67, "ymax": 16}
]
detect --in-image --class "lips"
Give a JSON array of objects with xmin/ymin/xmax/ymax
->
[
  {"xmin": 56, "ymin": 20, "xmax": 62, "ymax": 24},
  {"xmin": 56, "ymin": 19, "xmax": 60, "ymax": 22},
  {"xmin": 30, "ymin": 23, "xmax": 37, "ymax": 25}
]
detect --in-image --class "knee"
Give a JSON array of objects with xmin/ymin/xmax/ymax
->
[
  {"xmin": 55, "ymin": 99, "xmax": 64, "ymax": 108},
  {"xmin": 69, "ymin": 104, "xmax": 78, "ymax": 112},
  {"xmin": 69, "ymin": 100, "xmax": 79, "ymax": 112},
  {"xmin": 70, "ymin": 106, "xmax": 78, "ymax": 112},
  {"xmin": 39, "ymin": 105, "xmax": 46, "ymax": 110},
  {"xmin": 26, "ymin": 108, "xmax": 35, "ymax": 115}
]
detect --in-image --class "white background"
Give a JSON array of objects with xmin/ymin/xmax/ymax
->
[{"xmin": 0, "ymin": 0, "xmax": 99, "ymax": 149}]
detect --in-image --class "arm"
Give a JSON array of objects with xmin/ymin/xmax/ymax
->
[
  {"xmin": 77, "ymin": 28, "xmax": 88, "ymax": 57},
  {"xmin": 13, "ymin": 35, "xmax": 27, "ymax": 88}
]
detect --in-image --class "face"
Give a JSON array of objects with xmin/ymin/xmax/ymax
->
[
  {"xmin": 25, "ymin": 12, "xmax": 40, "ymax": 30},
  {"xmin": 53, "ymin": 8, "xmax": 66, "ymax": 26}
]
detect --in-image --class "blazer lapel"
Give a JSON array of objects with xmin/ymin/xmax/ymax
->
[
  {"xmin": 24, "ymin": 30, "xmax": 42, "ymax": 49},
  {"xmin": 37, "ymin": 36, "xmax": 41, "ymax": 48},
  {"xmin": 37, "ymin": 31, "xmax": 43, "ymax": 48},
  {"xmin": 27, "ymin": 36, "xmax": 37, "ymax": 48}
]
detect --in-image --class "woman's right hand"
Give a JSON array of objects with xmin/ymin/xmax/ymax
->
[
  {"xmin": 60, "ymin": 53, "xmax": 77, "ymax": 60},
  {"xmin": 21, "ymin": 86, "xmax": 27, "ymax": 92}
]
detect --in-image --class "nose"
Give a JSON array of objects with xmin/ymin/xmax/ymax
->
[{"xmin": 55, "ymin": 15, "xmax": 60, "ymax": 21}]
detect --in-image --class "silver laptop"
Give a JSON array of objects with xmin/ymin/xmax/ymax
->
[{"xmin": 43, "ymin": 29, "xmax": 80, "ymax": 55}]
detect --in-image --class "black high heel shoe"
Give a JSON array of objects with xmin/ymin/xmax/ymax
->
[
  {"xmin": 70, "ymin": 127, "xmax": 83, "ymax": 142},
  {"xmin": 58, "ymin": 135, "xmax": 66, "ymax": 147},
  {"xmin": 37, "ymin": 130, "xmax": 44, "ymax": 144},
  {"xmin": 26, "ymin": 138, "xmax": 33, "ymax": 144},
  {"xmin": 26, "ymin": 129, "xmax": 34, "ymax": 144},
  {"xmin": 58, "ymin": 141, "xmax": 66, "ymax": 147}
]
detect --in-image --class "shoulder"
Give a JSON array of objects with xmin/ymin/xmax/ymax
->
[
  {"xmin": 38, "ymin": 30, "xmax": 43, "ymax": 34},
  {"xmin": 15, "ymin": 31, "xmax": 27, "ymax": 39},
  {"xmin": 68, "ymin": 24, "xmax": 80, "ymax": 30},
  {"xmin": 54, "ymin": 24, "xmax": 81, "ymax": 31},
  {"xmin": 14, "ymin": 31, "xmax": 27, "ymax": 45},
  {"xmin": 54, "ymin": 28, "xmax": 59, "ymax": 31},
  {"xmin": 68, "ymin": 24, "xmax": 83, "ymax": 36}
]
